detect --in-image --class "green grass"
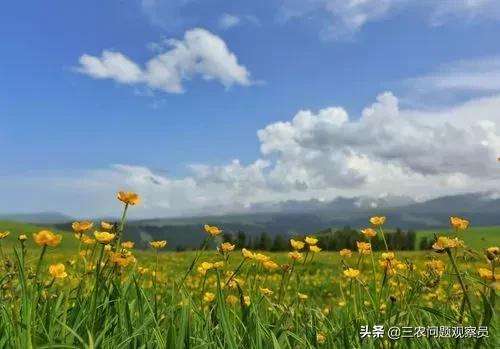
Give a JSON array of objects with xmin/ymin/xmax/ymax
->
[
  {"xmin": 416, "ymin": 226, "xmax": 500, "ymax": 250},
  {"xmin": 0, "ymin": 219, "xmax": 498, "ymax": 348}
]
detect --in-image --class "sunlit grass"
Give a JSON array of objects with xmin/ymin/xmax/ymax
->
[{"xmin": 0, "ymin": 196, "xmax": 498, "ymax": 348}]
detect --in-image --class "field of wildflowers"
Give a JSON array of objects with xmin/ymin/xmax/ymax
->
[{"xmin": 0, "ymin": 192, "xmax": 498, "ymax": 348}]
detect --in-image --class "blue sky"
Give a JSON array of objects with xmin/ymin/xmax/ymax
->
[{"xmin": 2, "ymin": 0, "xmax": 500, "ymax": 218}]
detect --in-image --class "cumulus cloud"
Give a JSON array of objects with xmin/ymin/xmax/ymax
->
[
  {"xmin": 4, "ymin": 92, "xmax": 500, "ymax": 218},
  {"xmin": 279, "ymin": 0, "xmax": 500, "ymax": 40},
  {"xmin": 77, "ymin": 28, "xmax": 252, "ymax": 93}
]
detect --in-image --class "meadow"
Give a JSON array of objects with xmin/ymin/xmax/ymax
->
[{"xmin": 0, "ymin": 193, "xmax": 498, "ymax": 348}]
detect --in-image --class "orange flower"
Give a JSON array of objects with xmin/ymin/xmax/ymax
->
[
  {"xmin": 369, "ymin": 216, "xmax": 386, "ymax": 227},
  {"xmin": 110, "ymin": 251, "xmax": 135, "ymax": 267},
  {"xmin": 263, "ymin": 260, "xmax": 279, "ymax": 270},
  {"xmin": 432, "ymin": 236, "xmax": 464, "ymax": 252},
  {"xmin": 219, "ymin": 242, "xmax": 235, "ymax": 253},
  {"xmin": 356, "ymin": 241, "xmax": 372, "ymax": 255},
  {"xmin": 361, "ymin": 228, "xmax": 377, "ymax": 238},
  {"xmin": 121, "ymin": 241, "xmax": 135, "ymax": 249},
  {"xmin": 288, "ymin": 251, "xmax": 303, "ymax": 261},
  {"xmin": 49, "ymin": 263, "xmax": 67, "ymax": 279},
  {"xmin": 33, "ymin": 230, "xmax": 62, "ymax": 247},
  {"xmin": 71, "ymin": 221, "xmax": 93, "ymax": 234},
  {"xmin": 101, "ymin": 221, "xmax": 114, "ymax": 231},
  {"xmin": 204, "ymin": 224, "xmax": 222, "ymax": 236},
  {"xmin": 478, "ymin": 268, "xmax": 499, "ymax": 281},
  {"xmin": 450, "ymin": 216, "xmax": 469, "ymax": 231},
  {"xmin": 117, "ymin": 191, "xmax": 140, "ymax": 205}
]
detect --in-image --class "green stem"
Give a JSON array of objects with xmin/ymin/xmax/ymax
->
[
  {"xmin": 446, "ymin": 249, "xmax": 475, "ymax": 322},
  {"xmin": 116, "ymin": 203, "xmax": 129, "ymax": 249},
  {"xmin": 181, "ymin": 237, "xmax": 209, "ymax": 283},
  {"xmin": 378, "ymin": 227, "xmax": 389, "ymax": 251},
  {"xmin": 34, "ymin": 246, "xmax": 47, "ymax": 283}
]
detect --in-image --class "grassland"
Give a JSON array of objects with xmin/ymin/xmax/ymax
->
[{"xmin": 0, "ymin": 216, "xmax": 498, "ymax": 348}]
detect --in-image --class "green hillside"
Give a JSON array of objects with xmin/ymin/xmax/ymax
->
[{"xmin": 0, "ymin": 220, "xmax": 75, "ymax": 251}]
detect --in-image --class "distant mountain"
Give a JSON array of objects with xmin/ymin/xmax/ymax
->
[
  {"xmin": 115, "ymin": 192, "xmax": 500, "ymax": 249},
  {"xmin": 0, "ymin": 212, "xmax": 74, "ymax": 224},
  {"xmin": 16, "ymin": 192, "xmax": 500, "ymax": 249}
]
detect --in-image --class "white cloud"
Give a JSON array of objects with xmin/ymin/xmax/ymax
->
[
  {"xmin": 408, "ymin": 56, "xmax": 500, "ymax": 93},
  {"xmin": 77, "ymin": 28, "xmax": 252, "ymax": 93},
  {"xmin": 279, "ymin": 0, "xmax": 500, "ymax": 40},
  {"xmin": 430, "ymin": 0, "xmax": 500, "ymax": 25},
  {"xmin": 218, "ymin": 14, "xmax": 241, "ymax": 29},
  {"xmin": 5, "ymin": 92, "xmax": 500, "ymax": 217}
]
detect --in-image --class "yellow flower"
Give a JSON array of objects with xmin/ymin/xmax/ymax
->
[
  {"xmin": 305, "ymin": 236, "xmax": 318, "ymax": 245},
  {"xmin": 425, "ymin": 259, "xmax": 445, "ymax": 276},
  {"xmin": 149, "ymin": 240, "xmax": 167, "ymax": 249},
  {"xmin": 110, "ymin": 251, "xmax": 135, "ymax": 267},
  {"xmin": 486, "ymin": 246, "xmax": 499, "ymax": 255},
  {"xmin": 242, "ymin": 248, "xmax": 255, "ymax": 259},
  {"xmin": 243, "ymin": 295, "xmax": 251, "ymax": 306},
  {"xmin": 369, "ymin": 216, "xmax": 386, "ymax": 227},
  {"xmin": 49, "ymin": 263, "xmax": 67, "ymax": 279},
  {"xmin": 254, "ymin": 253, "xmax": 270, "ymax": 262},
  {"xmin": 226, "ymin": 295, "xmax": 239, "ymax": 305},
  {"xmin": 117, "ymin": 191, "xmax": 140, "ymax": 205},
  {"xmin": 381, "ymin": 252, "xmax": 395, "ymax": 260},
  {"xmin": 309, "ymin": 245, "xmax": 321, "ymax": 253},
  {"xmin": 94, "ymin": 231, "xmax": 115, "ymax": 245},
  {"xmin": 204, "ymin": 224, "xmax": 222, "ymax": 236},
  {"xmin": 18, "ymin": 234, "xmax": 28, "ymax": 241},
  {"xmin": 81, "ymin": 235, "xmax": 96, "ymax": 245},
  {"xmin": 361, "ymin": 228, "xmax": 377, "ymax": 238},
  {"xmin": 343, "ymin": 268, "xmax": 360, "ymax": 278},
  {"xmin": 288, "ymin": 251, "xmax": 303, "ymax": 261},
  {"xmin": 478, "ymin": 268, "xmax": 499, "ymax": 281},
  {"xmin": 33, "ymin": 230, "xmax": 62, "ymax": 247},
  {"xmin": 101, "ymin": 221, "xmax": 114, "ymax": 231},
  {"xmin": 316, "ymin": 333, "xmax": 326, "ymax": 345},
  {"xmin": 450, "ymin": 216, "xmax": 469, "ymax": 231},
  {"xmin": 203, "ymin": 292, "xmax": 215, "ymax": 303},
  {"xmin": 262, "ymin": 260, "xmax": 279, "ymax": 270},
  {"xmin": 298, "ymin": 292, "xmax": 308, "ymax": 300},
  {"xmin": 219, "ymin": 242, "xmax": 235, "ymax": 253},
  {"xmin": 356, "ymin": 241, "xmax": 372, "ymax": 255},
  {"xmin": 432, "ymin": 236, "xmax": 464, "ymax": 252},
  {"xmin": 339, "ymin": 249, "xmax": 352, "ymax": 258},
  {"xmin": 259, "ymin": 287, "xmax": 273, "ymax": 296},
  {"xmin": 485, "ymin": 246, "xmax": 499, "ymax": 261},
  {"xmin": 138, "ymin": 266, "xmax": 150, "ymax": 275},
  {"xmin": 213, "ymin": 261, "xmax": 224, "ymax": 269},
  {"xmin": 71, "ymin": 221, "xmax": 93, "ymax": 234},
  {"xmin": 200, "ymin": 261, "xmax": 214, "ymax": 270},
  {"xmin": 0, "ymin": 231, "xmax": 10, "ymax": 239},
  {"xmin": 121, "ymin": 241, "xmax": 135, "ymax": 249},
  {"xmin": 290, "ymin": 239, "xmax": 305, "ymax": 250}
]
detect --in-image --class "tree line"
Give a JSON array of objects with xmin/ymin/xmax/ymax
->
[{"xmin": 220, "ymin": 226, "xmax": 417, "ymax": 251}]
